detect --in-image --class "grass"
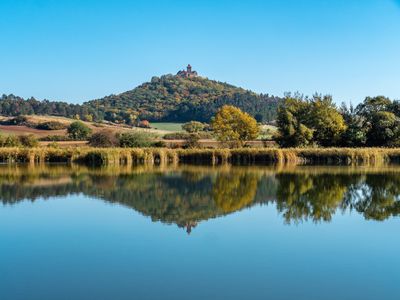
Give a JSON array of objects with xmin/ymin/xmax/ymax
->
[
  {"xmin": 0, "ymin": 147, "xmax": 400, "ymax": 166},
  {"xmin": 151, "ymin": 122, "xmax": 184, "ymax": 132}
]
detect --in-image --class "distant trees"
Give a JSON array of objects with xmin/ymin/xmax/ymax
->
[
  {"xmin": 277, "ymin": 94, "xmax": 400, "ymax": 148},
  {"xmin": 67, "ymin": 121, "xmax": 92, "ymax": 140},
  {"xmin": 212, "ymin": 105, "xmax": 259, "ymax": 147}
]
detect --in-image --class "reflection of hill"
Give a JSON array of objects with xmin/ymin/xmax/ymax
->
[{"xmin": 1, "ymin": 165, "xmax": 400, "ymax": 229}]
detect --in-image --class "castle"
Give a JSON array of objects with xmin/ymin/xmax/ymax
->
[{"xmin": 177, "ymin": 64, "xmax": 198, "ymax": 78}]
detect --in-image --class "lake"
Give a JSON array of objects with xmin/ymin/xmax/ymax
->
[{"xmin": 1, "ymin": 164, "xmax": 399, "ymax": 300}]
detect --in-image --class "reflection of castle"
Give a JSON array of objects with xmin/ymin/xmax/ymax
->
[
  {"xmin": 177, "ymin": 64, "xmax": 198, "ymax": 78},
  {"xmin": 178, "ymin": 221, "xmax": 198, "ymax": 235}
]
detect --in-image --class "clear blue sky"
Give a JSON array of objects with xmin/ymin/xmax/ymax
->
[{"xmin": 1, "ymin": 0, "xmax": 400, "ymax": 104}]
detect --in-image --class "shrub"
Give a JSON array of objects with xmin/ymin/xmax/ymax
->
[
  {"xmin": 182, "ymin": 121, "xmax": 207, "ymax": 133},
  {"xmin": 18, "ymin": 134, "xmax": 39, "ymax": 147},
  {"xmin": 36, "ymin": 121, "xmax": 67, "ymax": 130},
  {"xmin": 118, "ymin": 131, "xmax": 155, "ymax": 148},
  {"xmin": 39, "ymin": 135, "xmax": 72, "ymax": 141},
  {"xmin": 183, "ymin": 133, "xmax": 201, "ymax": 149},
  {"xmin": 163, "ymin": 132, "xmax": 212, "ymax": 140},
  {"xmin": 88, "ymin": 129, "xmax": 119, "ymax": 147},
  {"xmin": 137, "ymin": 120, "xmax": 150, "ymax": 128},
  {"xmin": 67, "ymin": 121, "xmax": 92, "ymax": 140},
  {"xmin": 47, "ymin": 141, "xmax": 60, "ymax": 148},
  {"xmin": 0, "ymin": 135, "xmax": 21, "ymax": 147}
]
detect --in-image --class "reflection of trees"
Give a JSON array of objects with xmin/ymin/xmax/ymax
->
[
  {"xmin": 212, "ymin": 172, "xmax": 260, "ymax": 214},
  {"xmin": 275, "ymin": 174, "xmax": 352, "ymax": 223},
  {"xmin": 1, "ymin": 166, "xmax": 400, "ymax": 228},
  {"xmin": 345, "ymin": 174, "xmax": 400, "ymax": 220}
]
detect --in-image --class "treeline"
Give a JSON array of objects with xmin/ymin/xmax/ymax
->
[
  {"xmin": 277, "ymin": 94, "xmax": 400, "ymax": 147},
  {"xmin": 0, "ymin": 94, "xmax": 100, "ymax": 121},
  {"xmin": 85, "ymin": 75, "xmax": 281, "ymax": 123}
]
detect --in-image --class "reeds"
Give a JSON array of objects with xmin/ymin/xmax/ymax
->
[{"xmin": 0, "ymin": 147, "xmax": 399, "ymax": 166}]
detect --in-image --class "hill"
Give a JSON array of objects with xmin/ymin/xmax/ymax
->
[
  {"xmin": 0, "ymin": 67, "xmax": 282, "ymax": 124},
  {"xmin": 86, "ymin": 74, "xmax": 282, "ymax": 123}
]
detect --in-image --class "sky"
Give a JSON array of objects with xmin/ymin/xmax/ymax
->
[{"xmin": 1, "ymin": 0, "xmax": 400, "ymax": 104}]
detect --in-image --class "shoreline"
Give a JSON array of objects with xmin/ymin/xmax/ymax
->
[{"xmin": 0, "ymin": 147, "xmax": 400, "ymax": 166}]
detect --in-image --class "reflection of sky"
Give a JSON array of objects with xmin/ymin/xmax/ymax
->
[{"xmin": 1, "ymin": 195, "xmax": 399, "ymax": 300}]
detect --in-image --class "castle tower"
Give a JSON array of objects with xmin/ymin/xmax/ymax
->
[{"xmin": 187, "ymin": 64, "xmax": 192, "ymax": 73}]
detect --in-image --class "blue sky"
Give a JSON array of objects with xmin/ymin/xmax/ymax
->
[{"xmin": 1, "ymin": 0, "xmax": 400, "ymax": 104}]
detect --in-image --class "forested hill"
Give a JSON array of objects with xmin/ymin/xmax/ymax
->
[
  {"xmin": 0, "ymin": 75, "xmax": 282, "ymax": 124},
  {"xmin": 85, "ymin": 75, "xmax": 282, "ymax": 123}
]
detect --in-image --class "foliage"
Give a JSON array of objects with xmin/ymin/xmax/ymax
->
[
  {"xmin": 183, "ymin": 133, "xmax": 201, "ymax": 149},
  {"xmin": 88, "ymin": 129, "xmax": 119, "ymax": 147},
  {"xmin": 0, "ymin": 94, "xmax": 100, "ymax": 121},
  {"xmin": 118, "ymin": 131, "xmax": 155, "ymax": 148},
  {"xmin": 0, "ymin": 135, "xmax": 21, "ymax": 147},
  {"xmin": 86, "ymin": 75, "xmax": 281, "ymax": 123},
  {"xmin": 67, "ymin": 121, "xmax": 92, "ymax": 140},
  {"xmin": 212, "ymin": 105, "xmax": 260, "ymax": 147},
  {"xmin": 36, "ymin": 121, "xmax": 67, "ymax": 130},
  {"xmin": 182, "ymin": 121, "xmax": 207, "ymax": 133},
  {"xmin": 18, "ymin": 134, "xmax": 39, "ymax": 147},
  {"xmin": 276, "ymin": 94, "xmax": 346, "ymax": 147},
  {"xmin": 163, "ymin": 132, "xmax": 212, "ymax": 140}
]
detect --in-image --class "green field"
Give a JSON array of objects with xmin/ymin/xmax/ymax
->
[{"xmin": 151, "ymin": 122, "xmax": 184, "ymax": 132}]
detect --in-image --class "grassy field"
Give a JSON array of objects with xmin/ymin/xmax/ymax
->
[{"xmin": 151, "ymin": 122, "xmax": 184, "ymax": 132}]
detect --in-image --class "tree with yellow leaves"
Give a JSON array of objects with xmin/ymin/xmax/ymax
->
[{"xmin": 212, "ymin": 105, "xmax": 259, "ymax": 147}]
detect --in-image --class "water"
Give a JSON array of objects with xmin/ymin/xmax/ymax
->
[{"xmin": 1, "ymin": 165, "xmax": 399, "ymax": 300}]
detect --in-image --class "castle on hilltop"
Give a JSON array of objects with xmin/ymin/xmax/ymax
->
[{"xmin": 177, "ymin": 64, "xmax": 198, "ymax": 78}]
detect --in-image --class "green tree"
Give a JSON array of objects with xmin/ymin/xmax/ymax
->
[
  {"xmin": 355, "ymin": 96, "xmax": 400, "ymax": 147},
  {"xmin": 118, "ymin": 131, "xmax": 155, "ymax": 148},
  {"xmin": 212, "ymin": 105, "xmax": 259, "ymax": 147},
  {"xmin": 309, "ymin": 95, "xmax": 347, "ymax": 146},
  {"xmin": 276, "ymin": 94, "xmax": 346, "ymax": 147},
  {"xmin": 182, "ymin": 121, "xmax": 206, "ymax": 133},
  {"xmin": 67, "ymin": 121, "xmax": 92, "ymax": 140},
  {"xmin": 276, "ymin": 96, "xmax": 313, "ymax": 147}
]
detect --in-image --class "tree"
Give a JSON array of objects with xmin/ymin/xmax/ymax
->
[
  {"xmin": 118, "ymin": 131, "xmax": 155, "ymax": 148},
  {"xmin": 340, "ymin": 103, "xmax": 368, "ymax": 147},
  {"xmin": 212, "ymin": 105, "xmax": 259, "ymax": 147},
  {"xmin": 276, "ymin": 96, "xmax": 313, "ymax": 147},
  {"xmin": 182, "ymin": 121, "xmax": 206, "ymax": 133},
  {"xmin": 309, "ymin": 95, "xmax": 347, "ymax": 146},
  {"xmin": 276, "ymin": 94, "xmax": 346, "ymax": 147},
  {"xmin": 67, "ymin": 121, "xmax": 92, "ymax": 140},
  {"xmin": 355, "ymin": 96, "xmax": 400, "ymax": 147},
  {"xmin": 88, "ymin": 129, "xmax": 118, "ymax": 147}
]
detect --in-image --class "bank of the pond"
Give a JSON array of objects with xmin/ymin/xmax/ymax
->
[{"xmin": 1, "ymin": 147, "xmax": 400, "ymax": 165}]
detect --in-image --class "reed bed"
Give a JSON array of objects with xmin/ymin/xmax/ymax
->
[{"xmin": 0, "ymin": 147, "xmax": 400, "ymax": 166}]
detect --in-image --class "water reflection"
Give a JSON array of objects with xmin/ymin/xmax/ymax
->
[{"xmin": 1, "ymin": 165, "xmax": 400, "ymax": 232}]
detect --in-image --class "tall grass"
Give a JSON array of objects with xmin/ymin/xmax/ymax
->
[{"xmin": 0, "ymin": 147, "xmax": 400, "ymax": 166}]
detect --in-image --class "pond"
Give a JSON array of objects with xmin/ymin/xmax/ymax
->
[{"xmin": 1, "ymin": 165, "xmax": 399, "ymax": 300}]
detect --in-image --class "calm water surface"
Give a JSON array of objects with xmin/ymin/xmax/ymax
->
[{"xmin": 1, "ymin": 165, "xmax": 399, "ymax": 300}]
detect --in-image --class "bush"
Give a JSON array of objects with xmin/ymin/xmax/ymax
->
[
  {"xmin": 36, "ymin": 121, "xmax": 67, "ymax": 130},
  {"xmin": 183, "ymin": 133, "xmax": 201, "ymax": 149},
  {"xmin": 163, "ymin": 132, "xmax": 212, "ymax": 140},
  {"xmin": 1, "ymin": 116, "xmax": 29, "ymax": 126},
  {"xmin": 182, "ymin": 121, "xmax": 207, "ymax": 133},
  {"xmin": 0, "ymin": 134, "xmax": 21, "ymax": 147},
  {"xmin": 118, "ymin": 131, "xmax": 155, "ymax": 148},
  {"xmin": 88, "ymin": 129, "xmax": 119, "ymax": 147},
  {"xmin": 39, "ymin": 135, "xmax": 72, "ymax": 141},
  {"xmin": 67, "ymin": 121, "xmax": 92, "ymax": 140},
  {"xmin": 18, "ymin": 134, "xmax": 39, "ymax": 147}
]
